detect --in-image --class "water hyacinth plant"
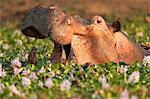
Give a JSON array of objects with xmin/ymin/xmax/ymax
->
[
  {"xmin": 60, "ymin": 79, "xmax": 71, "ymax": 91},
  {"xmin": 98, "ymin": 75, "xmax": 109, "ymax": 89},
  {"xmin": 0, "ymin": 16, "xmax": 149, "ymax": 98},
  {"xmin": 29, "ymin": 72, "xmax": 38, "ymax": 80},
  {"xmin": 44, "ymin": 78, "xmax": 53, "ymax": 88},
  {"xmin": 9, "ymin": 85, "xmax": 24, "ymax": 96},
  {"xmin": 21, "ymin": 77, "xmax": 31, "ymax": 87},
  {"xmin": 11, "ymin": 57, "xmax": 22, "ymax": 67},
  {"xmin": 143, "ymin": 55, "xmax": 150, "ymax": 67},
  {"xmin": 0, "ymin": 63, "xmax": 6, "ymax": 77},
  {"xmin": 128, "ymin": 71, "xmax": 140, "ymax": 84}
]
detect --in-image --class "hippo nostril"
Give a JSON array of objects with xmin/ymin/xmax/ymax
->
[{"xmin": 97, "ymin": 20, "xmax": 101, "ymax": 24}]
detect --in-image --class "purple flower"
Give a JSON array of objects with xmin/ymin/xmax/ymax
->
[
  {"xmin": 11, "ymin": 57, "xmax": 21, "ymax": 67},
  {"xmin": 29, "ymin": 72, "xmax": 38, "ymax": 80},
  {"xmin": 0, "ymin": 63, "xmax": 6, "ymax": 77},
  {"xmin": 9, "ymin": 85, "xmax": 24, "ymax": 96},
  {"xmin": 2, "ymin": 44, "xmax": 9, "ymax": 49},
  {"xmin": 39, "ymin": 67, "xmax": 46, "ymax": 74},
  {"xmin": 13, "ymin": 67, "xmax": 22, "ymax": 75},
  {"xmin": 68, "ymin": 73, "xmax": 74, "ymax": 80},
  {"xmin": 143, "ymin": 55, "xmax": 150, "ymax": 67},
  {"xmin": 11, "ymin": 57, "xmax": 23, "ymax": 75},
  {"xmin": 120, "ymin": 90, "xmax": 129, "ymax": 99},
  {"xmin": 21, "ymin": 77, "xmax": 31, "ymax": 87},
  {"xmin": 120, "ymin": 65, "xmax": 128, "ymax": 74},
  {"xmin": 60, "ymin": 79, "xmax": 71, "ymax": 91},
  {"xmin": 131, "ymin": 95, "xmax": 137, "ymax": 99},
  {"xmin": 44, "ymin": 78, "xmax": 53, "ymax": 88},
  {"xmin": 79, "ymin": 67, "xmax": 84, "ymax": 72},
  {"xmin": 22, "ymin": 69, "xmax": 30, "ymax": 76},
  {"xmin": 98, "ymin": 76, "xmax": 109, "ymax": 89},
  {"xmin": 128, "ymin": 71, "xmax": 140, "ymax": 84}
]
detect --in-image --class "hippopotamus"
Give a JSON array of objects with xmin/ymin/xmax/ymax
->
[
  {"xmin": 21, "ymin": 5, "xmax": 84, "ymax": 63},
  {"xmin": 22, "ymin": 5, "xmax": 74, "ymax": 45},
  {"xmin": 71, "ymin": 16, "xmax": 149, "ymax": 64},
  {"xmin": 21, "ymin": 5, "xmax": 149, "ymax": 65}
]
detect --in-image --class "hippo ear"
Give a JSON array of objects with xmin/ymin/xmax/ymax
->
[{"xmin": 112, "ymin": 19, "xmax": 121, "ymax": 32}]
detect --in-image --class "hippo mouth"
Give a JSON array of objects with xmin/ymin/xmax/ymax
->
[{"xmin": 21, "ymin": 26, "xmax": 46, "ymax": 39}]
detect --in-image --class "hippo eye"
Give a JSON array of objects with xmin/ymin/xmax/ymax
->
[
  {"xmin": 67, "ymin": 19, "xmax": 71, "ymax": 25},
  {"xmin": 97, "ymin": 20, "xmax": 102, "ymax": 24}
]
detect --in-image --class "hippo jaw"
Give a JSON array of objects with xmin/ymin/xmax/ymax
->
[
  {"xmin": 21, "ymin": 26, "xmax": 46, "ymax": 39},
  {"xmin": 50, "ymin": 24, "xmax": 74, "ymax": 45}
]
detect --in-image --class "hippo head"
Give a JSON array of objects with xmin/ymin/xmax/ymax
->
[
  {"xmin": 85, "ymin": 16, "xmax": 118, "ymax": 47},
  {"xmin": 49, "ymin": 15, "xmax": 76, "ymax": 45},
  {"xmin": 86, "ymin": 15, "xmax": 146, "ymax": 64},
  {"xmin": 21, "ymin": 5, "xmax": 76, "ymax": 45},
  {"xmin": 88, "ymin": 16, "xmax": 121, "ymax": 33}
]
